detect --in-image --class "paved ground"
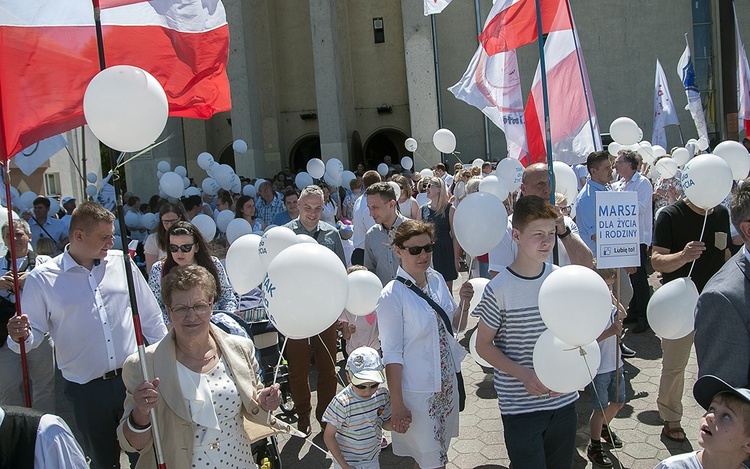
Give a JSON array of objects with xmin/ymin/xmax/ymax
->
[{"xmin": 48, "ymin": 269, "xmax": 704, "ymax": 468}]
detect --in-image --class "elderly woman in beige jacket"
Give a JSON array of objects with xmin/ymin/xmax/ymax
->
[{"xmin": 117, "ymin": 264, "xmax": 295, "ymax": 468}]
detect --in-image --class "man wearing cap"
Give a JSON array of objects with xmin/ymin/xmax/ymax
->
[
  {"xmin": 695, "ymin": 179, "xmax": 750, "ymax": 388},
  {"xmin": 364, "ymin": 182, "xmax": 408, "ymax": 285}
]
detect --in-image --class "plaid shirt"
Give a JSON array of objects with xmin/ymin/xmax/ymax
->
[{"xmin": 256, "ymin": 196, "xmax": 285, "ymax": 226}]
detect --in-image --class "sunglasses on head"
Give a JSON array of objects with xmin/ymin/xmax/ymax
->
[
  {"xmin": 168, "ymin": 243, "xmax": 195, "ymax": 253},
  {"xmin": 353, "ymin": 383, "xmax": 379, "ymax": 390},
  {"xmin": 400, "ymin": 242, "xmax": 435, "ymax": 255}
]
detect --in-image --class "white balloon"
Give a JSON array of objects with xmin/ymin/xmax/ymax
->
[
  {"xmin": 405, "ymin": 138, "xmax": 418, "ymax": 152},
  {"xmin": 609, "ymin": 117, "xmax": 640, "ymax": 145},
  {"xmin": 433, "ymin": 129, "xmax": 457, "ymax": 153},
  {"xmin": 696, "ymin": 136, "xmax": 709, "ymax": 151},
  {"xmin": 608, "ymin": 142, "xmax": 623, "ymax": 157},
  {"xmin": 159, "ymin": 172, "xmax": 184, "ymax": 198},
  {"xmin": 295, "ymin": 172, "xmax": 314, "ymax": 190},
  {"xmin": 646, "ymin": 277, "xmax": 698, "ymax": 340},
  {"xmin": 191, "ymin": 214, "xmax": 216, "ymax": 242},
  {"xmin": 206, "ymin": 161, "xmax": 219, "ymax": 177},
  {"xmin": 233, "ymin": 139, "xmax": 248, "ymax": 154},
  {"xmin": 495, "ymin": 158, "xmax": 524, "ymax": 192},
  {"xmin": 197, "ymin": 152, "xmax": 214, "ymax": 170},
  {"xmin": 47, "ymin": 198, "xmax": 60, "ymax": 217},
  {"xmin": 671, "ymin": 148, "xmax": 691, "ymax": 167},
  {"xmin": 19, "ymin": 192, "xmax": 37, "ymax": 211},
  {"xmin": 387, "ymin": 181, "xmax": 401, "ymax": 201},
  {"xmin": 226, "ymin": 218, "xmax": 253, "ymax": 245},
  {"xmin": 325, "ymin": 158, "xmax": 344, "ymax": 179},
  {"xmin": 469, "ymin": 330, "xmax": 493, "ymax": 368},
  {"xmin": 83, "ymin": 65, "xmax": 168, "ymax": 152},
  {"xmin": 341, "ymin": 171, "xmax": 357, "ymax": 188},
  {"xmin": 258, "ymin": 226, "xmax": 299, "ymax": 269},
  {"xmin": 345, "ymin": 270, "xmax": 383, "ymax": 317},
  {"xmin": 264, "ymin": 243, "xmax": 349, "ymax": 339},
  {"xmin": 156, "ymin": 170, "xmax": 164, "ymax": 180},
  {"xmin": 479, "ymin": 175, "xmax": 509, "ymax": 201},
  {"xmin": 254, "ymin": 178, "xmax": 267, "ymax": 191},
  {"xmin": 655, "ymin": 158, "xmax": 679, "ymax": 179},
  {"xmin": 86, "ymin": 172, "xmax": 98, "ymax": 183},
  {"xmin": 230, "ymin": 175, "xmax": 241, "ymax": 194},
  {"xmin": 453, "ymin": 192, "xmax": 508, "ymax": 257},
  {"xmin": 401, "ymin": 156, "xmax": 413, "ymax": 170},
  {"xmin": 377, "ymin": 163, "xmax": 389, "ymax": 176},
  {"xmin": 533, "ymin": 330, "xmax": 601, "ymax": 393},
  {"xmin": 538, "ymin": 265, "xmax": 612, "ymax": 347},
  {"xmin": 174, "ymin": 165, "xmax": 187, "ymax": 177},
  {"xmin": 637, "ymin": 142, "xmax": 655, "ymax": 165},
  {"xmin": 472, "ymin": 158, "xmax": 484, "ymax": 168},
  {"xmin": 652, "ymin": 145, "xmax": 667, "ymax": 158},
  {"xmin": 467, "ymin": 278, "xmax": 490, "ymax": 314},
  {"xmin": 201, "ymin": 178, "xmax": 220, "ymax": 196},
  {"xmin": 242, "ymin": 185, "xmax": 257, "ymax": 198},
  {"xmin": 225, "ymin": 234, "xmax": 265, "ymax": 295},
  {"xmin": 85, "ymin": 185, "xmax": 98, "ymax": 197},
  {"xmin": 124, "ymin": 211, "xmax": 141, "ymax": 229},
  {"xmin": 552, "ymin": 162, "xmax": 579, "ymax": 203},
  {"xmin": 216, "ymin": 210, "xmax": 235, "ymax": 233},
  {"xmin": 141, "ymin": 212, "xmax": 158, "ymax": 230},
  {"xmin": 295, "ymin": 234, "xmax": 318, "ymax": 244},
  {"xmin": 713, "ymin": 140, "xmax": 750, "ymax": 181},
  {"xmin": 214, "ymin": 164, "xmax": 234, "ymax": 190},
  {"xmin": 419, "ymin": 169, "xmax": 434, "ymax": 179},
  {"xmin": 184, "ymin": 187, "xmax": 201, "ymax": 197},
  {"xmin": 324, "ymin": 171, "xmax": 341, "ymax": 188},
  {"xmin": 681, "ymin": 154, "xmax": 734, "ymax": 210},
  {"xmin": 307, "ymin": 158, "xmax": 326, "ymax": 179}
]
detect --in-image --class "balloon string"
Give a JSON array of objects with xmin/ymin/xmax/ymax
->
[
  {"xmin": 111, "ymin": 135, "xmax": 174, "ymax": 173},
  {"xmin": 455, "ymin": 256, "xmax": 475, "ymax": 339},
  {"xmin": 581, "ymin": 348, "xmax": 622, "ymax": 461},
  {"xmin": 687, "ymin": 211, "xmax": 709, "ymax": 278},
  {"xmin": 318, "ymin": 332, "xmax": 348, "ymax": 389},
  {"xmin": 267, "ymin": 336, "xmax": 289, "ymax": 424}
]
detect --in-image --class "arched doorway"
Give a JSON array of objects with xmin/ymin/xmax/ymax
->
[
  {"xmin": 289, "ymin": 135, "xmax": 321, "ymax": 172},
  {"xmin": 363, "ymin": 128, "xmax": 409, "ymax": 171},
  {"xmin": 218, "ymin": 143, "xmax": 235, "ymax": 170}
]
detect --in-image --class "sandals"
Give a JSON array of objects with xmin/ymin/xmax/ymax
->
[
  {"xmin": 601, "ymin": 425, "xmax": 623, "ymax": 448},
  {"xmin": 662, "ymin": 420, "xmax": 687, "ymax": 442},
  {"xmin": 587, "ymin": 443, "xmax": 613, "ymax": 468}
]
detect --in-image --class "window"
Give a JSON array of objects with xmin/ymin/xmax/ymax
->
[{"xmin": 44, "ymin": 172, "xmax": 61, "ymax": 197}]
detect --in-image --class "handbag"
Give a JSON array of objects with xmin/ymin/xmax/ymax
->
[{"xmin": 395, "ymin": 276, "xmax": 466, "ymax": 412}]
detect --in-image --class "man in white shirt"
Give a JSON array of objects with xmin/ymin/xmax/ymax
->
[
  {"xmin": 6, "ymin": 202, "xmax": 167, "ymax": 469},
  {"xmin": 612, "ymin": 150, "xmax": 653, "ymax": 334},
  {"xmin": 26, "ymin": 197, "xmax": 67, "ymax": 254},
  {"xmin": 488, "ymin": 163, "xmax": 593, "ymax": 277},
  {"xmin": 351, "ymin": 170, "xmax": 381, "ymax": 265},
  {"xmin": 59, "ymin": 197, "xmax": 76, "ymax": 236}
]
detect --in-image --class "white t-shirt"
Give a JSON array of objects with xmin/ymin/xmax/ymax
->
[
  {"xmin": 338, "ymin": 310, "xmax": 380, "ymax": 355},
  {"xmin": 653, "ymin": 451, "xmax": 703, "ymax": 468},
  {"xmin": 597, "ymin": 305, "xmax": 623, "ymax": 374}
]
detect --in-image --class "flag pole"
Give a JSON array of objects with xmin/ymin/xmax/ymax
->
[
  {"xmin": 431, "ymin": 14, "xmax": 446, "ymax": 163},
  {"xmin": 3, "ymin": 166, "xmax": 32, "ymax": 408},
  {"xmin": 474, "ymin": 0, "xmax": 492, "ymax": 160},
  {"xmin": 91, "ymin": 2, "xmax": 167, "ymax": 467}
]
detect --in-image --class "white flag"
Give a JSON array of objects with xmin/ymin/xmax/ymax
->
[
  {"xmin": 449, "ymin": 46, "xmax": 528, "ymax": 160},
  {"xmin": 12, "ymin": 134, "xmax": 67, "ymax": 176},
  {"xmin": 677, "ymin": 39, "xmax": 709, "ymax": 141},
  {"xmin": 652, "ymin": 59, "xmax": 679, "ymax": 148},
  {"xmin": 735, "ymin": 2, "xmax": 750, "ymax": 136},
  {"xmin": 424, "ymin": 0, "xmax": 452, "ymax": 15}
]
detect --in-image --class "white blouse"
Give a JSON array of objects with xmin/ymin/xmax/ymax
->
[{"xmin": 376, "ymin": 266, "xmax": 466, "ymax": 394}]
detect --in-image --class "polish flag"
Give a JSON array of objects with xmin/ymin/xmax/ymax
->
[
  {"xmin": 0, "ymin": 0, "xmax": 231, "ymax": 161},
  {"xmin": 424, "ymin": 0, "xmax": 452, "ymax": 16},
  {"xmin": 652, "ymin": 59, "xmax": 680, "ymax": 149},
  {"xmin": 735, "ymin": 3, "xmax": 750, "ymax": 136},
  {"xmin": 523, "ymin": 24, "xmax": 601, "ymax": 165},
  {"xmin": 449, "ymin": 47, "xmax": 528, "ymax": 160},
  {"xmin": 479, "ymin": 0, "xmax": 571, "ymax": 55}
]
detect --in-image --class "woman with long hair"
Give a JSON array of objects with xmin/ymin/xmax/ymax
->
[
  {"xmin": 235, "ymin": 195, "xmax": 265, "ymax": 232},
  {"xmin": 148, "ymin": 221, "xmax": 239, "ymax": 322},
  {"xmin": 393, "ymin": 175, "xmax": 418, "ymax": 219},
  {"xmin": 320, "ymin": 183, "xmax": 340, "ymax": 226},
  {"xmin": 416, "ymin": 177, "xmax": 459, "ymax": 291},
  {"xmin": 144, "ymin": 202, "xmax": 182, "ymax": 272}
]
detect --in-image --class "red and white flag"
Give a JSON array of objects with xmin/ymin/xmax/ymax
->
[
  {"xmin": 479, "ymin": 0, "xmax": 570, "ymax": 55},
  {"xmin": 424, "ymin": 0, "xmax": 452, "ymax": 15},
  {"xmin": 0, "ymin": 0, "xmax": 231, "ymax": 161},
  {"xmin": 652, "ymin": 59, "xmax": 680, "ymax": 148},
  {"xmin": 449, "ymin": 47, "xmax": 528, "ymax": 160},
  {"xmin": 735, "ymin": 2, "xmax": 750, "ymax": 136},
  {"xmin": 523, "ymin": 23, "xmax": 600, "ymax": 165}
]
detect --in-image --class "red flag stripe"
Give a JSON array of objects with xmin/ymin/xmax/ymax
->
[{"xmin": 479, "ymin": 0, "xmax": 571, "ymax": 55}]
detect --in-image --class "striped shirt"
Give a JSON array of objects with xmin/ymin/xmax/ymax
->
[
  {"xmin": 322, "ymin": 386, "xmax": 391, "ymax": 465},
  {"xmin": 472, "ymin": 263, "xmax": 578, "ymax": 415}
]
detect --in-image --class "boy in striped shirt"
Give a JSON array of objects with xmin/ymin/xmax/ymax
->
[
  {"xmin": 323, "ymin": 347, "xmax": 392, "ymax": 469},
  {"xmin": 473, "ymin": 195, "xmax": 579, "ymax": 468}
]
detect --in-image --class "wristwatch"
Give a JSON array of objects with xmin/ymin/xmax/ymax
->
[{"xmin": 557, "ymin": 226, "xmax": 571, "ymax": 239}]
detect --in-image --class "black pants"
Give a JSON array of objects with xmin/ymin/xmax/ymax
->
[
  {"xmin": 628, "ymin": 243, "xmax": 651, "ymax": 322},
  {"xmin": 64, "ymin": 375, "xmax": 138, "ymax": 469},
  {"xmin": 501, "ymin": 402, "xmax": 577, "ymax": 469}
]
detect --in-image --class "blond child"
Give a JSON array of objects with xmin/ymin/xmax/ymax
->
[{"xmin": 339, "ymin": 266, "xmax": 380, "ymax": 355}]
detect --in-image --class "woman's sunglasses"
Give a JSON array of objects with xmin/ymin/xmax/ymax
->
[
  {"xmin": 353, "ymin": 383, "xmax": 379, "ymax": 390},
  {"xmin": 168, "ymin": 243, "xmax": 195, "ymax": 253},
  {"xmin": 400, "ymin": 243, "xmax": 435, "ymax": 255}
]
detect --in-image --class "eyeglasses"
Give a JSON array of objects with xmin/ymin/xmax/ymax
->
[
  {"xmin": 162, "ymin": 217, "xmax": 180, "ymax": 225},
  {"xmin": 559, "ymin": 205, "xmax": 572, "ymax": 214},
  {"xmin": 169, "ymin": 301, "xmax": 212, "ymax": 318},
  {"xmin": 424, "ymin": 183, "xmax": 432, "ymax": 189},
  {"xmin": 353, "ymin": 383, "xmax": 379, "ymax": 390},
  {"xmin": 168, "ymin": 243, "xmax": 195, "ymax": 253},
  {"xmin": 400, "ymin": 242, "xmax": 435, "ymax": 255}
]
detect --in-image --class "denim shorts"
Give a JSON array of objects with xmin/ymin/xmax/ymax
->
[{"xmin": 591, "ymin": 367, "xmax": 626, "ymax": 410}]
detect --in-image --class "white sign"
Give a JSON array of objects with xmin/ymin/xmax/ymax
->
[{"xmin": 595, "ymin": 191, "xmax": 640, "ymax": 268}]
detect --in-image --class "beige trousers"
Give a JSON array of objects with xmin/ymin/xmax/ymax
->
[{"xmin": 657, "ymin": 331, "xmax": 695, "ymax": 422}]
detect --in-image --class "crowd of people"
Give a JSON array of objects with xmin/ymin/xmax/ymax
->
[{"xmin": 1, "ymin": 142, "xmax": 750, "ymax": 468}]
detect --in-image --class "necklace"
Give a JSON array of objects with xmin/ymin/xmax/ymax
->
[{"xmin": 177, "ymin": 338, "xmax": 218, "ymax": 363}]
